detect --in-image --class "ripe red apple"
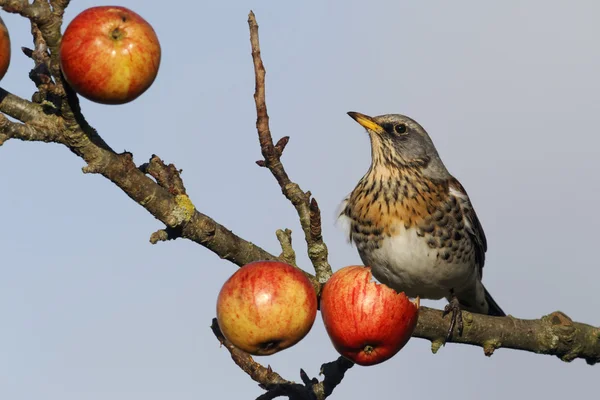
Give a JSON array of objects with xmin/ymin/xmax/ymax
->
[
  {"xmin": 216, "ymin": 261, "xmax": 317, "ymax": 355},
  {"xmin": 320, "ymin": 266, "xmax": 419, "ymax": 366},
  {"xmin": 59, "ymin": 6, "xmax": 160, "ymax": 104},
  {"xmin": 0, "ymin": 15, "xmax": 10, "ymax": 80}
]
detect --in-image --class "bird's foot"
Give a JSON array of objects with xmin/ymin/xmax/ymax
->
[{"xmin": 442, "ymin": 295, "xmax": 463, "ymax": 341}]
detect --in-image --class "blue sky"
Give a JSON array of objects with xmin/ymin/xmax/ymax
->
[{"xmin": 1, "ymin": 1, "xmax": 599, "ymax": 399}]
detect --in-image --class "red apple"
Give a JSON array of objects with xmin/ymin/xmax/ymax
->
[
  {"xmin": 216, "ymin": 261, "xmax": 317, "ymax": 355},
  {"xmin": 59, "ymin": 6, "xmax": 160, "ymax": 104},
  {"xmin": 0, "ymin": 15, "xmax": 10, "ymax": 80},
  {"xmin": 320, "ymin": 266, "xmax": 419, "ymax": 366}
]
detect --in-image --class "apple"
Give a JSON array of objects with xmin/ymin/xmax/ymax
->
[
  {"xmin": 320, "ymin": 266, "xmax": 419, "ymax": 366},
  {"xmin": 216, "ymin": 261, "xmax": 317, "ymax": 355},
  {"xmin": 59, "ymin": 6, "xmax": 161, "ymax": 104},
  {"xmin": 0, "ymin": 15, "xmax": 10, "ymax": 80}
]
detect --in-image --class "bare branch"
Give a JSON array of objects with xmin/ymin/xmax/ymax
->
[
  {"xmin": 276, "ymin": 228, "xmax": 297, "ymax": 267},
  {"xmin": 2, "ymin": 0, "xmax": 71, "ymax": 118},
  {"xmin": 81, "ymin": 149, "xmax": 282, "ymax": 268},
  {"xmin": 274, "ymin": 136, "xmax": 289, "ymax": 157},
  {"xmin": 26, "ymin": 20, "xmax": 65, "ymax": 108},
  {"xmin": 415, "ymin": 307, "xmax": 600, "ymax": 365},
  {"xmin": 315, "ymin": 358, "xmax": 354, "ymax": 398},
  {"xmin": 0, "ymin": 89, "xmax": 65, "ymax": 146},
  {"xmin": 0, "ymin": 0, "xmax": 50, "ymax": 22},
  {"xmin": 0, "ymin": 88, "xmax": 47, "ymax": 122},
  {"xmin": 211, "ymin": 319, "xmax": 292, "ymax": 387},
  {"xmin": 211, "ymin": 319, "xmax": 353, "ymax": 400},
  {"xmin": 0, "ymin": 113, "xmax": 59, "ymax": 145},
  {"xmin": 0, "ymin": 88, "xmax": 282, "ymax": 273},
  {"xmin": 248, "ymin": 11, "xmax": 332, "ymax": 284},
  {"xmin": 49, "ymin": 0, "xmax": 70, "ymax": 15},
  {"xmin": 149, "ymin": 228, "xmax": 171, "ymax": 244},
  {"xmin": 139, "ymin": 154, "xmax": 187, "ymax": 196}
]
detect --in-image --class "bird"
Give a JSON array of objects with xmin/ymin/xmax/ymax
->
[{"xmin": 338, "ymin": 111, "xmax": 505, "ymax": 338}]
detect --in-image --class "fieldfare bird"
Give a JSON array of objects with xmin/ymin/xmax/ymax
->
[{"xmin": 339, "ymin": 112, "xmax": 504, "ymax": 337}]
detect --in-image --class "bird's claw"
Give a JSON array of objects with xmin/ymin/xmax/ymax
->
[{"xmin": 442, "ymin": 296, "xmax": 463, "ymax": 340}]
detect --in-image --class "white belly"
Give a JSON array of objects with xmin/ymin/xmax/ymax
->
[{"xmin": 357, "ymin": 226, "xmax": 476, "ymax": 299}]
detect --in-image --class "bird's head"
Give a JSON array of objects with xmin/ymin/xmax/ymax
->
[{"xmin": 347, "ymin": 111, "xmax": 449, "ymax": 179}]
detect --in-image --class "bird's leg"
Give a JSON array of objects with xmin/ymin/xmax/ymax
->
[{"xmin": 442, "ymin": 291, "xmax": 463, "ymax": 340}]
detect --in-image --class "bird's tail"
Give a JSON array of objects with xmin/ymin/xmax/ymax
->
[{"xmin": 484, "ymin": 286, "xmax": 505, "ymax": 317}]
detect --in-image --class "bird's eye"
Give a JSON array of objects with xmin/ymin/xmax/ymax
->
[{"xmin": 394, "ymin": 124, "xmax": 407, "ymax": 134}]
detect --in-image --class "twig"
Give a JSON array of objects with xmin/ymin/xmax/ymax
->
[
  {"xmin": 247, "ymin": 11, "xmax": 332, "ymax": 284},
  {"xmin": 317, "ymin": 358, "xmax": 354, "ymax": 398},
  {"xmin": 276, "ymin": 229, "xmax": 297, "ymax": 267},
  {"xmin": 211, "ymin": 319, "xmax": 353, "ymax": 400},
  {"xmin": 0, "ymin": 101, "xmax": 63, "ymax": 145},
  {"xmin": 25, "ymin": 21, "xmax": 64, "ymax": 108},
  {"xmin": 49, "ymin": 0, "xmax": 70, "ymax": 16},
  {"xmin": 139, "ymin": 154, "xmax": 187, "ymax": 196},
  {"xmin": 0, "ymin": 88, "xmax": 48, "ymax": 123},
  {"xmin": 211, "ymin": 319, "xmax": 292, "ymax": 387},
  {"xmin": 0, "ymin": 0, "xmax": 50, "ymax": 22}
]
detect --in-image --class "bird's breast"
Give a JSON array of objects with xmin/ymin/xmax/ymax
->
[
  {"xmin": 338, "ymin": 169, "xmax": 477, "ymax": 299},
  {"xmin": 357, "ymin": 226, "xmax": 477, "ymax": 299}
]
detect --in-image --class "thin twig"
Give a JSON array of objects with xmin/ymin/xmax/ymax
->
[
  {"xmin": 211, "ymin": 319, "xmax": 292, "ymax": 387},
  {"xmin": 248, "ymin": 11, "xmax": 332, "ymax": 284},
  {"xmin": 211, "ymin": 319, "xmax": 353, "ymax": 400},
  {"xmin": 139, "ymin": 154, "xmax": 187, "ymax": 196},
  {"xmin": 276, "ymin": 228, "xmax": 297, "ymax": 267},
  {"xmin": 0, "ymin": 105, "xmax": 62, "ymax": 145}
]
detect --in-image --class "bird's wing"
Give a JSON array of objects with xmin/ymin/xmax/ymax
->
[
  {"xmin": 448, "ymin": 177, "xmax": 487, "ymax": 277},
  {"xmin": 336, "ymin": 195, "xmax": 354, "ymax": 243}
]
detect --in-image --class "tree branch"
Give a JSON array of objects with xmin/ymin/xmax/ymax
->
[
  {"xmin": 211, "ymin": 307, "xmax": 599, "ymax": 399},
  {"xmin": 0, "ymin": 90, "xmax": 64, "ymax": 145},
  {"xmin": 248, "ymin": 11, "xmax": 331, "ymax": 284},
  {"xmin": 415, "ymin": 307, "xmax": 600, "ymax": 364},
  {"xmin": 0, "ymin": 88, "xmax": 48, "ymax": 122},
  {"xmin": 211, "ymin": 319, "xmax": 353, "ymax": 400},
  {"xmin": 276, "ymin": 228, "xmax": 297, "ymax": 267},
  {"xmin": 0, "ymin": 113, "xmax": 57, "ymax": 145},
  {"xmin": 0, "ymin": 0, "xmax": 50, "ymax": 22},
  {"xmin": 211, "ymin": 319, "xmax": 292, "ymax": 387}
]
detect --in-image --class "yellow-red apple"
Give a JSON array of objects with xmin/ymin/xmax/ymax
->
[
  {"xmin": 59, "ymin": 6, "xmax": 160, "ymax": 104},
  {"xmin": 320, "ymin": 266, "xmax": 419, "ymax": 366},
  {"xmin": 0, "ymin": 16, "xmax": 10, "ymax": 80},
  {"xmin": 216, "ymin": 261, "xmax": 317, "ymax": 355}
]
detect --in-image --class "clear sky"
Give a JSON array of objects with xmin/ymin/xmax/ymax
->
[{"xmin": 1, "ymin": 0, "xmax": 599, "ymax": 399}]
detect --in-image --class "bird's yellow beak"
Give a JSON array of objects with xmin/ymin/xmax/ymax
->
[{"xmin": 347, "ymin": 111, "xmax": 384, "ymax": 135}]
